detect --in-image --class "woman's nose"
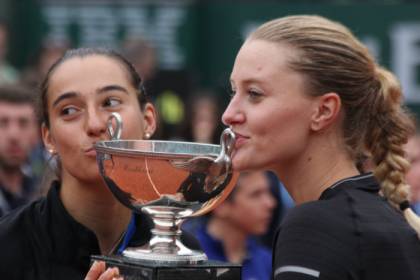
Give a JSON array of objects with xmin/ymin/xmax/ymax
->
[
  {"xmin": 86, "ymin": 109, "xmax": 107, "ymax": 137},
  {"xmin": 222, "ymin": 98, "xmax": 244, "ymax": 126}
]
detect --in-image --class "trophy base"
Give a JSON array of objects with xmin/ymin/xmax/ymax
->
[
  {"xmin": 122, "ymin": 247, "xmax": 207, "ymax": 264},
  {"xmin": 91, "ymin": 255, "xmax": 241, "ymax": 280}
]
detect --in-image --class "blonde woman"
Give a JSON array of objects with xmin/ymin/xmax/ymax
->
[{"xmin": 223, "ymin": 15, "xmax": 420, "ymax": 279}]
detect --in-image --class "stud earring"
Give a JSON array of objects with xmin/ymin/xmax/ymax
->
[
  {"xmin": 144, "ymin": 132, "xmax": 151, "ymax": 139},
  {"xmin": 48, "ymin": 149, "xmax": 56, "ymax": 155}
]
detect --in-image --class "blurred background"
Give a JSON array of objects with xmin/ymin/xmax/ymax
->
[
  {"xmin": 0, "ymin": 0, "xmax": 419, "ymax": 137},
  {"xmin": 0, "ymin": 2, "xmax": 419, "ymax": 276}
]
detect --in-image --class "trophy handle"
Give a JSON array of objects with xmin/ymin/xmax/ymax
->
[
  {"xmin": 107, "ymin": 112, "xmax": 123, "ymax": 140},
  {"xmin": 216, "ymin": 127, "xmax": 236, "ymax": 172}
]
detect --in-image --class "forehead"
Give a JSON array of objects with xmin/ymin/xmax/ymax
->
[
  {"xmin": 231, "ymin": 39, "xmax": 297, "ymax": 82},
  {"xmin": 0, "ymin": 101, "xmax": 34, "ymax": 117},
  {"xmin": 48, "ymin": 55, "xmax": 131, "ymax": 95}
]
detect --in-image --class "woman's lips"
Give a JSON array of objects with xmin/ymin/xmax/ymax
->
[
  {"xmin": 233, "ymin": 133, "xmax": 248, "ymax": 148},
  {"xmin": 84, "ymin": 147, "xmax": 97, "ymax": 157}
]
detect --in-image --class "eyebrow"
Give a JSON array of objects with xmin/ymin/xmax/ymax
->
[
  {"xmin": 230, "ymin": 78, "xmax": 261, "ymax": 85},
  {"xmin": 97, "ymin": 85, "xmax": 129, "ymax": 95},
  {"xmin": 52, "ymin": 85, "xmax": 130, "ymax": 108},
  {"xmin": 52, "ymin": 92, "xmax": 78, "ymax": 107}
]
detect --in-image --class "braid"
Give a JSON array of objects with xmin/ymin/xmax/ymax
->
[{"xmin": 366, "ymin": 67, "xmax": 420, "ymax": 236}]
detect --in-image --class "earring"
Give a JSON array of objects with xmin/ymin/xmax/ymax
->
[
  {"xmin": 144, "ymin": 132, "xmax": 151, "ymax": 139},
  {"xmin": 48, "ymin": 149, "xmax": 56, "ymax": 155}
]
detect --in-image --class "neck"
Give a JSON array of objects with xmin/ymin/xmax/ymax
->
[
  {"xmin": 274, "ymin": 132, "xmax": 359, "ymax": 205},
  {"xmin": 60, "ymin": 171, "xmax": 131, "ymax": 254},
  {"xmin": 0, "ymin": 167, "xmax": 24, "ymax": 195},
  {"xmin": 207, "ymin": 217, "xmax": 247, "ymax": 263}
]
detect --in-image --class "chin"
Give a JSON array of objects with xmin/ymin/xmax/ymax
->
[
  {"xmin": 232, "ymin": 153, "xmax": 250, "ymax": 171},
  {"xmin": 233, "ymin": 157, "xmax": 265, "ymax": 173},
  {"xmin": 79, "ymin": 170, "xmax": 103, "ymax": 183},
  {"xmin": 232, "ymin": 161, "xmax": 249, "ymax": 172}
]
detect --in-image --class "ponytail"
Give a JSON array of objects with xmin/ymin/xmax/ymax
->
[{"xmin": 366, "ymin": 67, "xmax": 420, "ymax": 237}]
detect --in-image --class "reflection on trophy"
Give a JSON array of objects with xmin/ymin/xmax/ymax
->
[{"xmin": 93, "ymin": 112, "xmax": 240, "ymax": 279}]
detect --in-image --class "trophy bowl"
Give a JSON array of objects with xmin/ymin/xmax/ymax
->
[{"xmin": 95, "ymin": 113, "xmax": 238, "ymax": 264}]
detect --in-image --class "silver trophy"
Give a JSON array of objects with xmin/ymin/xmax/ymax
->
[{"xmin": 95, "ymin": 112, "xmax": 238, "ymax": 265}]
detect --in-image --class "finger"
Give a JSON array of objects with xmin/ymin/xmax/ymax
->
[
  {"xmin": 84, "ymin": 261, "xmax": 106, "ymax": 280},
  {"xmin": 98, "ymin": 267, "xmax": 120, "ymax": 280}
]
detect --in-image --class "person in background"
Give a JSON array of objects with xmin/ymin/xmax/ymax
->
[
  {"xmin": 0, "ymin": 84, "xmax": 39, "ymax": 216},
  {"xmin": 21, "ymin": 40, "xmax": 68, "ymax": 88},
  {"xmin": 122, "ymin": 38, "xmax": 157, "ymax": 84},
  {"xmin": 0, "ymin": 47, "xmax": 198, "ymax": 280},
  {"xmin": 122, "ymin": 37, "xmax": 194, "ymax": 141},
  {"xmin": 196, "ymin": 171, "xmax": 277, "ymax": 280},
  {"xmin": 181, "ymin": 90, "xmax": 224, "ymax": 144},
  {"xmin": 222, "ymin": 15, "xmax": 420, "ymax": 279},
  {"xmin": 258, "ymin": 171, "xmax": 294, "ymax": 249},
  {"xmin": 405, "ymin": 130, "xmax": 420, "ymax": 214},
  {"xmin": 0, "ymin": 21, "xmax": 18, "ymax": 84},
  {"xmin": 19, "ymin": 41, "xmax": 69, "ymax": 187}
]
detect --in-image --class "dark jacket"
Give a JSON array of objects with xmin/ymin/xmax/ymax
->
[{"xmin": 0, "ymin": 181, "xmax": 199, "ymax": 279}]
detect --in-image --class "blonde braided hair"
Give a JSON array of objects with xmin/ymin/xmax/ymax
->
[{"xmin": 367, "ymin": 67, "xmax": 420, "ymax": 235}]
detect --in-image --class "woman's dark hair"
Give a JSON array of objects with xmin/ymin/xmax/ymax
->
[{"xmin": 38, "ymin": 47, "xmax": 148, "ymax": 127}]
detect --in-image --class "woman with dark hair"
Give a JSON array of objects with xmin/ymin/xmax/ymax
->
[
  {"xmin": 0, "ymin": 48, "xmax": 196, "ymax": 279},
  {"xmin": 223, "ymin": 15, "xmax": 420, "ymax": 279}
]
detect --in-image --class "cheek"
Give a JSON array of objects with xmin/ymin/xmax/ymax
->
[
  {"xmin": 265, "ymin": 105, "xmax": 310, "ymax": 142},
  {"xmin": 121, "ymin": 111, "xmax": 145, "ymax": 139},
  {"xmin": 49, "ymin": 124, "xmax": 80, "ymax": 155},
  {"xmin": 233, "ymin": 202, "xmax": 255, "ymax": 220},
  {"xmin": 123, "ymin": 123, "xmax": 144, "ymax": 139},
  {"xmin": 254, "ymin": 113, "xmax": 308, "ymax": 155},
  {"xmin": 236, "ymin": 206, "xmax": 265, "ymax": 231},
  {"xmin": 256, "ymin": 102, "xmax": 305, "ymax": 134},
  {"xmin": 20, "ymin": 138, "xmax": 34, "ymax": 151},
  {"xmin": 55, "ymin": 135, "xmax": 78, "ymax": 157}
]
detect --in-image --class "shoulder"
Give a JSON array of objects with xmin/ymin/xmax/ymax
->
[
  {"xmin": 250, "ymin": 242, "xmax": 272, "ymax": 263},
  {"xmin": 0, "ymin": 199, "xmax": 44, "ymax": 276},
  {"xmin": 281, "ymin": 198, "xmax": 353, "ymax": 232},
  {"xmin": 277, "ymin": 200, "xmax": 357, "ymax": 256},
  {"xmin": 245, "ymin": 241, "xmax": 272, "ymax": 279},
  {"xmin": 273, "ymin": 200, "xmax": 360, "ymax": 279},
  {"xmin": 0, "ymin": 201, "xmax": 40, "ymax": 241}
]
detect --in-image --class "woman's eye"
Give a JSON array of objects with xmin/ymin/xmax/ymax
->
[
  {"xmin": 104, "ymin": 97, "xmax": 121, "ymax": 107},
  {"xmin": 229, "ymin": 88, "xmax": 236, "ymax": 99},
  {"xmin": 248, "ymin": 90, "xmax": 263, "ymax": 100},
  {"xmin": 61, "ymin": 106, "xmax": 78, "ymax": 116}
]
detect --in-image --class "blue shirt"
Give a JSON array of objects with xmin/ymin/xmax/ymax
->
[
  {"xmin": 412, "ymin": 202, "xmax": 420, "ymax": 215},
  {"xmin": 196, "ymin": 224, "xmax": 272, "ymax": 280}
]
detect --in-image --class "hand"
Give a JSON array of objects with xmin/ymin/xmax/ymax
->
[{"xmin": 84, "ymin": 261, "xmax": 123, "ymax": 280}]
